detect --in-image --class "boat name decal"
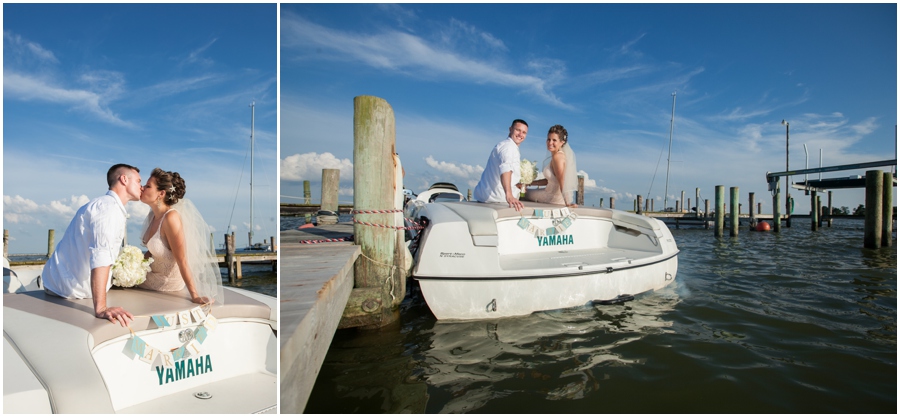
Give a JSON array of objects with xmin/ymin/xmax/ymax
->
[
  {"xmin": 440, "ymin": 252, "xmax": 465, "ymax": 258},
  {"xmin": 517, "ymin": 209, "xmax": 578, "ymax": 237},
  {"xmin": 155, "ymin": 354, "xmax": 214, "ymax": 386},
  {"xmin": 127, "ymin": 307, "xmax": 219, "ymax": 371},
  {"xmin": 535, "ymin": 234, "xmax": 574, "ymax": 246}
]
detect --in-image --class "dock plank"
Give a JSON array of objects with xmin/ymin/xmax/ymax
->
[{"xmin": 279, "ymin": 224, "xmax": 358, "ymax": 413}]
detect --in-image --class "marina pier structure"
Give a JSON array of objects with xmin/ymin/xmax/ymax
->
[
  {"xmin": 767, "ymin": 159, "xmax": 896, "ymax": 247},
  {"xmin": 281, "ymin": 95, "xmax": 410, "ymax": 412}
]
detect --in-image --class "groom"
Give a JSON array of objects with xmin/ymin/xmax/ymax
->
[
  {"xmin": 42, "ymin": 163, "xmax": 143, "ymax": 327},
  {"xmin": 473, "ymin": 119, "xmax": 528, "ymax": 211}
]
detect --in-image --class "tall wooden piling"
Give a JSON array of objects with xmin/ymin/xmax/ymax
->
[
  {"xmin": 748, "ymin": 192, "xmax": 756, "ymax": 227},
  {"xmin": 577, "ymin": 175, "xmax": 585, "ymax": 206},
  {"xmin": 637, "ymin": 195, "xmax": 644, "ymax": 215},
  {"xmin": 319, "ymin": 169, "xmax": 340, "ymax": 225},
  {"xmin": 344, "ymin": 95, "xmax": 406, "ymax": 329},
  {"xmin": 703, "ymin": 198, "xmax": 709, "ymax": 229},
  {"xmin": 827, "ymin": 191, "xmax": 833, "ymax": 227},
  {"xmin": 864, "ymin": 170, "xmax": 883, "ymax": 248},
  {"xmin": 680, "ymin": 191, "xmax": 685, "ymax": 213},
  {"xmin": 3, "ymin": 229, "xmax": 8, "ymax": 258},
  {"xmin": 811, "ymin": 191, "xmax": 819, "ymax": 231},
  {"xmin": 225, "ymin": 232, "xmax": 235, "ymax": 284},
  {"xmin": 882, "ymin": 171, "xmax": 893, "ymax": 247},
  {"xmin": 303, "ymin": 180, "xmax": 311, "ymax": 204},
  {"xmin": 729, "ymin": 187, "xmax": 739, "ymax": 237},
  {"xmin": 773, "ymin": 189, "xmax": 782, "ymax": 233},
  {"xmin": 715, "ymin": 185, "xmax": 725, "ymax": 237},
  {"xmin": 47, "ymin": 229, "xmax": 55, "ymax": 256},
  {"xmin": 467, "ymin": 189, "xmax": 472, "ymax": 201},
  {"xmin": 610, "ymin": 197, "xmax": 616, "ymax": 210}
]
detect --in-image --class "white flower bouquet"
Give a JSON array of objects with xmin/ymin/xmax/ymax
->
[
  {"xmin": 520, "ymin": 159, "xmax": 538, "ymax": 197},
  {"xmin": 112, "ymin": 245, "xmax": 153, "ymax": 287}
]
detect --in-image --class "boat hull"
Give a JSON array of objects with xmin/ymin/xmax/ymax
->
[
  {"xmin": 408, "ymin": 201, "xmax": 679, "ymax": 320},
  {"xmin": 419, "ymin": 255, "xmax": 677, "ymax": 320}
]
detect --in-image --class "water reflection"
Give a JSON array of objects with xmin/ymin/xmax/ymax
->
[{"xmin": 420, "ymin": 284, "xmax": 681, "ymax": 412}]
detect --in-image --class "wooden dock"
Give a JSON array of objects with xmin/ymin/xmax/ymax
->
[{"xmin": 279, "ymin": 223, "xmax": 358, "ymax": 413}]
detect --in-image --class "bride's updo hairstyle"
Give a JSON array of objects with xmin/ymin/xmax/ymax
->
[
  {"xmin": 549, "ymin": 124, "xmax": 568, "ymax": 146},
  {"xmin": 151, "ymin": 168, "xmax": 187, "ymax": 206}
]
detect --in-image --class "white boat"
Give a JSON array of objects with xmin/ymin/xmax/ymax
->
[
  {"xmin": 3, "ymin": 261, "xmax": 276, "ymax": 413},
  {"xmin": 404, "ymin": 193, "xmax": 679, "ymax": 321}
]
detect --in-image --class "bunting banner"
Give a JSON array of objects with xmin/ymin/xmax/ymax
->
[
  {"xmin": 517, "ymin": 208, "xmax": 578, "ymax": 237},
  {"xmin": 127, "ymin": 306, "xmax": 217, "ymax": 369}
]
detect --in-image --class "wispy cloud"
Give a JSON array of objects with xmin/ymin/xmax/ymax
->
[
  {"xmin": 4, "ymin": 72, "xmax": 136, "ymax": 128},
  {"xmin": 282, "ymin": 11, "xmax": 572, "ymax": 109},
  {"xmin": 4, "ymin": 31, "xmax": 59, "ymax": 64},
  {"xmin": 181, "ymin": 38, "xmax": 218, "ymax": 67}
]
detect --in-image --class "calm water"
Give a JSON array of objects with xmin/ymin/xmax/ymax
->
[{"xmin": 303, "ymin": 218, "xmax": 896, "ymax": 413}]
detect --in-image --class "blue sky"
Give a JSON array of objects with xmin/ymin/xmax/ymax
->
[
  {"xmin": 281, "ymin": 3, "xmax": 896, "ymax": 216},
  {"xmin": 3, "ymin": 3, "xmax": 277, "ymax": 254}
]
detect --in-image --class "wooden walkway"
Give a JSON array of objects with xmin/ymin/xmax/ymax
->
[{"xmin": 279, "ymin": 223, "xmax": 358, "ymax": 413}]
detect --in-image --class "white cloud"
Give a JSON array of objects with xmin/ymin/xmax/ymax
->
[
  {"xmin": 4, "ymin": 31, "xmax": 59, "ymax": 64},
  {"xmin": 424, "ymin": 156, "xmax": 483, "ymax": 179},
  {"xmin": 280, "ymin": 152, "xmax": 354, "ymax": 182},
  {"xmin": 281, "ymin": 12, "xmax": 571, "ymax": 109},
  {"xmin": 3, "ymin": 194, "xmax": 92, "ymax": 225},
  {"xmin": 4, "ymin": 72, "xmax": 136, "ymax": 128}
]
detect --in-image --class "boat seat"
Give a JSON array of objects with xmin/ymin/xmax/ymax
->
[
  {"xmin": 441, "ymin": 202, "xmax": 501, "ymax": 246},
  {"xmin": 3, "ymin": 287, "xmax": 272, "ymax": 348}
]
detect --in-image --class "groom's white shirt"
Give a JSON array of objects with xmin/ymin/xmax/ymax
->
[
  {"xmin": 474, "ymin": 137, "xmax": 521, "ymax": 203},
  {"xmin": 42, "ymin": 190, "xmax": 128, "ymax": 299}
]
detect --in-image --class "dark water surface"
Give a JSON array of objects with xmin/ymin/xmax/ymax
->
[{"xmin": 303, "ymin": 218, "xmax": 896, "ymax": 413}]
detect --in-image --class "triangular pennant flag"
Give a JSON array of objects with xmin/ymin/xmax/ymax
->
[
  {"xmin": 151, "ymin": 315, "xmax": 170, "ymax": 328},
  {"xmin": 172, "ymin": 346, "xmax": 187, "ymax": 362},
  {"xmin": 517, "ymin": 217, "xmax": 529, "ymax": 229},
  {"xmin": 186, "ymin": 339, "xmax": 203, "ymax": 357},
  {"xmin": 131, "ymin": 336, "xmax": 147, "ymax": 356},
  {"xmin": 195, "ymin": 325, "xmax": 209, "ymax": 344},
  {"xmin": 178, "ymin": 310, "xmax": 192, "ymax": 325},
  {"xmin": 139, "ymin": 347, "xmax": 159, "ymax": 364},
  {"xmin": 190, "ymin": 307, "xmax": 207, "ymax": 322},
  {"xmin": 534, "ymin": 209, "xmax": 544, "ymax": 218},
  {"xmin": 160, "ymin": 352, "xmax": 176, "ymax": 369},
  {"xmin": 164, "ymin": 313, "xmax": 177, "ymax": 327},
  {"xmin": 203, "ymin": 314, "xmax": 218, "ymax": 332}
]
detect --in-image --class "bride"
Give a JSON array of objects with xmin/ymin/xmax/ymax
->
[
  {"xmin": 138, "ymin": 168, "xmax": 224, "ymax": 305},
  {"xmin": 522, "ymin": 124, "xmax": 578, "ymax": 207}
]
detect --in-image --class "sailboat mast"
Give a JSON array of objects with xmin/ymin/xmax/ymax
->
[
  {"xmin": 664, "ymin": 91, "xmax": 676, "ymax": 210},
  {"xmin": 249, "ymin": 102, "xmax": 255, "ymax": 247}
]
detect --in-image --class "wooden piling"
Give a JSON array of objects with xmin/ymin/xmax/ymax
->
[
  {"xmin": 749, "ymin": 192, "xmax": 756, "ymax": 227},
  {"xmin": 827, "ymin": 191, "xmax": 833, "ymax": 227},
  {"xmin": 319, "ymin": 169, "xmax": 340, "ymax": 225},
  {"xmin": 680, "ymin": 191, "xmax": 685, "ymax": 213},
  {"xmin": 882, "ymin": 171, "xmax": 893, "ymax": 247},
  {"xmin": 610, "ymin": 197, "xmax": 615, "ymax": 209},
  {"xmin": 577, "ymin": 175, "xmax": 584, "ymax": 206},
  {"xmin": 3, "ymin": 229, "xmax": 8, "ymax": 258},
  {"xmin": 811, "ymin": 191, "xmax": 818, "ymax": 231},
  {"xmin": 303, "ymin": 180, "xmax": 311, "ymax": 204},
  {"xmin": 704, "ymin": 199, "xmax": 710, "ymax": 227},
  {"xmin": 225, "ymin": 233, "xmax": 236, "ymax": 284},
  {"xmin": 599, "ymin": 198, "xmax": 604, "ymax": 208},
  {"xmin": 774, "ymin": 188, "xmax": 782, "ymax": 233},
  {"xmin": 467, "ymin": 189, "xmax": 472, "ymax": 201},
  {"xmin": 864, "ymin": 170, "xmax": 883, "ymax": 248},
  {"xmin": 637, "ymin": 195, "xmax": 643, "ymax": 215},
  {"xmin": 650, "ymin": 198, "xmax": 654, "ymax": 212},
  {"xmin": 344, "ymin": 95, "xmax": 406, "ymax": 329},
  {"xmin": 729, "ymin": 187, "xmax": 739, "ymax": 237},
  {"xmin": 715, "ymin": 185, "xmax": 725, "ymax": 237},
  {"xmin": 47, "ymin": 229, "xmax": 55, "ymax": 256}
]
